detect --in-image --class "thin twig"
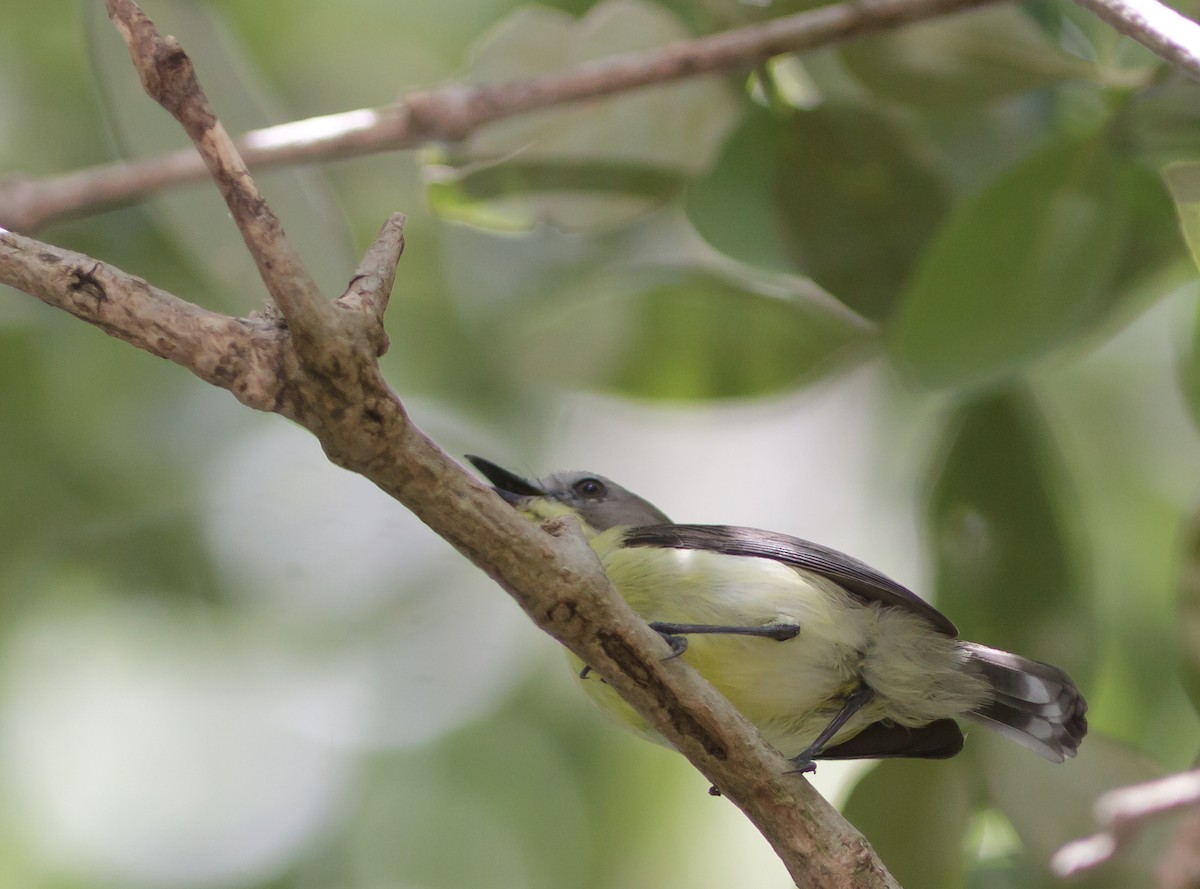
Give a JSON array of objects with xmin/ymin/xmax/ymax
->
[
  {"xmin": 0, "ymin": 0, "xmax": 1002, "ymax": 233},
  {"xmin": 1052, "ymin": 769, "xmax": 1200, "ymax": 878},
  {"xmin": 335, "ymin": 212, "xmax": 406, "ymax": 358},
  {"xmin": 104, "ymin": 0, "xmax": 332, "ymax": 350},
  {"xmin": 1157, "ymin": 807, "xmax": 1200, "ymax": 889},
  {"xmin": 1069, "ymin": 0, "xmax": 1200, "ymax": 80}
]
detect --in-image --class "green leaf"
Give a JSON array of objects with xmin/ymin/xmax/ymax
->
[
  {"xmin": 927, "ymin": 391, "xmax": 1087, "ymax": 666},
  {"xmin": 501, "ymin": 266, "xmax": 871, "ymax": 400},
  {"xmin": 889, "ymin": 136, "xmax": 1137, "ymax": 391},
  {"xmin": 1164, "ymin": 161, "xmax": 1200, "ymax": 274},
  {"xmin": 772, "ymin": 105, "xmax": 949, "ymax": 321},
  {"xmin": 1023, "ymin": 0, "xmax": 1162, "ymax": 80},
  {"xmin": 1179, "ymin": 510, "xmax": 1200, "ymax": 714},
  {"xmin": 840, "ymin": 6, "xmax": 1095, "ymax": 109},
  {"xmin": 1111, "ymin": 160, "xmax": 1186, "ymax": 293},
  {"xmin": 688, "ymin": 105, "xmax": 950, "ymax": 321},
  {"xmin": 1183, "ymin": 302, "xmax": 1200, "ymax": 432},
  {"xmin": 1121, "ymin": 80, "xmax": 1200, "ymax": 171},
  {"xmin": 684, "ymin": 110, "xmax": 794, "ymax": 276},
  {"xmin": 842, "ymin": 758, "xmax": 975, "ymax": 889},
  {"xmin": 424, "ymin": 0, "xmax": 741, "ymax": 232},
  {"xmin": 426, "ymin": 158, "xmax": 688, "ymax": 232}
]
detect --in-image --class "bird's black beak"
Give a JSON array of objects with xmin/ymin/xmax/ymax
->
[{"xmin": 465, "ymin": 455, "xmax": 545, "ymax": 504}]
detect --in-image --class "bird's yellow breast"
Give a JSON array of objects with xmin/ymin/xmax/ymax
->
[{"xmin": 572, "ymin": 528, "xmax": 987, "ymax": 758}]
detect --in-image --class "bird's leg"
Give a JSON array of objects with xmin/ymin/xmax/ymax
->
[
  {"xmin": 787, "ymin": 683, "xmax": 876, "ymax": 774},
  {"xmin": 579, "ymin": 621, "xmax": 801, "ymax": 679},
  {"xmin": 649, "ymin": 621, "xmax": 801, "ymax": 660}
]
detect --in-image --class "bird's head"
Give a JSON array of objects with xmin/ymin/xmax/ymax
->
[{"xmin": 466, "ymin": 455, "xmax": 671, "ymax": 536}]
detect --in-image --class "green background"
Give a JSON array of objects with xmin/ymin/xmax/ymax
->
[{"xmin": 3, "ymin": 0, "xmax": 1200, "ymax": 886}]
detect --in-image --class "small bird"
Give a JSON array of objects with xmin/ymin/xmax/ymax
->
[{"xmin": 468, "ymin": 456, "xmax": 1087, "ymax": 771}]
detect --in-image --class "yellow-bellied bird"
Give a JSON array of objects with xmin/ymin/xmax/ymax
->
[{"xmin": 468, "ymin": 456, "xmax": 1086, "ymax": 772}]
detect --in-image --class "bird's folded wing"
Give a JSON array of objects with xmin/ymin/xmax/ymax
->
[{"xmin": 621, "ymin": 524, "xmax": 958, "ymax": 637}]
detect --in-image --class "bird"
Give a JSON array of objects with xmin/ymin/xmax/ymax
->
[{"xmin": 466, "ymin": 455, "xmax": 1087, "ymax": 772}]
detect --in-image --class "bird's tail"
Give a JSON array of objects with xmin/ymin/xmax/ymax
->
[{"xmin": 961, "ymin": 642, "xmax": 1087, "ymax": 762}]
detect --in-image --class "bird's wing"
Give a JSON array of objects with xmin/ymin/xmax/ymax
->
[
  {"xmin": 621, "ymin": 524, "xmax": 958, "ymax": 637},
  {"xmin": 819, "ymin": 718, "xmax": 964, "ymax": 760}
]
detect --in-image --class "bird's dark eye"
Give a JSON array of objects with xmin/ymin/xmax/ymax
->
[{"xmin": 573, "ymin": 477, "xmax": 606, "ymax": 498}]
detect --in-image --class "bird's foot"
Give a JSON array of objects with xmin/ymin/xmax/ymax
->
[
  {"xmin": 786, "ymin": 754, "xmax": 818, "ymax": 775},
  {"xmin": 656, "ymin": 630, "xmax": 689, "ymax": 660}
]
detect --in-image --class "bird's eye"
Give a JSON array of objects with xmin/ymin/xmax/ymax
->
[{"xmin": 573, "ymin": 477, "xmax": 606, "ymax": 498}]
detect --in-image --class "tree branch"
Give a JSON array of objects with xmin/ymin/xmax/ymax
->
[
  {"xmin": 0, "ymin": 208, "xmax": 900, "ymax": 889},
  {"xmin": 0, "ymin": 3, "xmax": 905, "ymax": 886},
  {"xmin": 0, "ymin": 230, "xmax": 291, "ymax": 409},
  {"xmin": 1069, "ymin": 0, "xmax": 1200, "ymax": 81},
  {"xmin": 106, "ymin": 0, "xmax": 332, "ymax": 356},
  {"xmin": 0, "ymin": 0, "xmax": 1002, "ymax": 233},
  {"xmin": 1157, "ymin": 807, "xmax": 1200, "ymax": 889},
  {"xmin": 1052, "ymin": 769, "xmax": 1200, "ymax": 880}
]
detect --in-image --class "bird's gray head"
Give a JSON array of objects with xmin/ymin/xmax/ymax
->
[{"xmin": 466, "ymin": 456, "xmax": 671, "ymax": 534}]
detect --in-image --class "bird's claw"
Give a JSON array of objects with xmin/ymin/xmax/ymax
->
[
  {"xmin": 659, "ymin": 632, "xmax": 688, "ymax": 660},
  {"xmin": 786, "ymin": 757, "xmax": 818, "ymax": 775},
  {"xmin": 771, "ymin": 623, "xmax": 801, "ymax": 642}
]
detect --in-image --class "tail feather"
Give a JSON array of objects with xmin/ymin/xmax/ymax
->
[{"xmin": 961, "ymin": 643, "xmax": 1087, "ymax": 763}]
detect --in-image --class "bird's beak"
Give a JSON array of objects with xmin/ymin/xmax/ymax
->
[{"xmin": 465, "ymin": 455, "xmax": 545, "ymax": 505}]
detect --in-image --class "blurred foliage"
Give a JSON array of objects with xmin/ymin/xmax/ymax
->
[
  {"xmin": 3, "ymin": 0, "xmax": 1200, "ymax": 887},
  {"xmin": 842, "ymin": 756, "xmax": 976, "ymax": 888},
  {"xmin": 1186, "ymin": 303, "xmax": 1200, "ymax": 429},
  {"xmin": 1166, "ymin": 160, "xmax": 1200, "ymax": 273},
  {"xmin": 490, "ymin": 263, "xmax": 871, "ymax": 398},
  {"xmin": 838, "ymin": 5, "xmax": 1099, "ymax": 109},
  {"xmin": 891, "ymin": 135, "xmax": 1148, "ymax": 390},
  {"xmin": 689, "ymin": 103, "xmax": 951, "ymax": 320},
  {"xmin": 1180, "ymin": 513, "xmax": 1200, "ymax": 717},
  {"xmin": 425, "ymin": 0, "xmax": 741, "ymax": 231},
  {"xmin": 928, "ymin": 391, "xmax": 1086, "ymax": 665}
]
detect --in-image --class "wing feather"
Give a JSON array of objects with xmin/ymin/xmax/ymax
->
[
  {"xmin": 621, "ymin": 524, "xmax": 958, "ymax": 636},
  {"xmin": 819, "ymin": 719, "xmax": 964, "ymax": 760}
]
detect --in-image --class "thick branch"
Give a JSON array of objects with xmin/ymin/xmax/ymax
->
[
  {"xmin": 0, "ymin": 0, "xmax": 1001, "ymax": 233},
  {"xmin": 0, "ymin": 230, "xmax": 293, "ymax": 412},
  {"xmin": 1, "ymin": 5, "xmax": 904, "ymax": 877},
  {"xmin": 0, "ymin": 220, "xmax": 898, "ymax": 888},
  {"xmin": 1069, "ymin": 0, "xmax": 1200, "ymax": 80}
]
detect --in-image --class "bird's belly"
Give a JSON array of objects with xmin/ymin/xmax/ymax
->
[
  {"xmin": 571, "ymin": 543, "xmax": 985, "ymax": 758},
  {"xmin": 572, "ymin": 545, "xmax": 873, "ymax": 754}
]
